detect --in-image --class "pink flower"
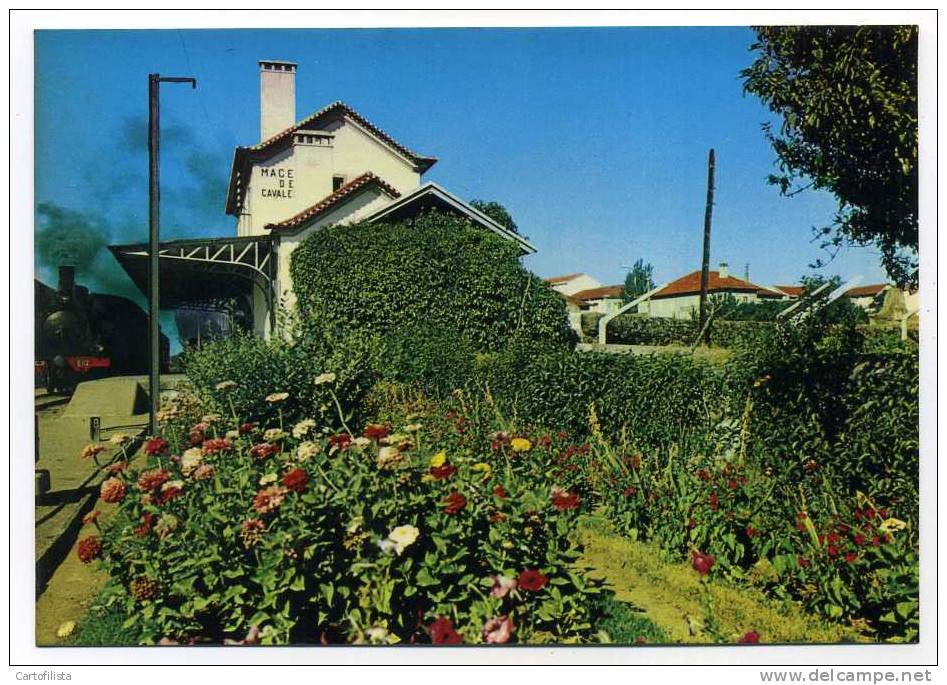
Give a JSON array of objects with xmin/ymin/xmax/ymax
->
[
  {"xmin": 691, "ymin": 550, "xmax": 715, "ymax": 576},
  {"xmin": 482, "ymin": 615, "xmax": 514, "ymax": 644},
  {"xmin": 739, "ymin": 630, "xmax": 760, "ymax": 644},
  {"xmin": 490, "ymin": 574, "xmax": 517, "ymax": 598}
]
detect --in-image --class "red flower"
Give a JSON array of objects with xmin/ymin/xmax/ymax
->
[
  {"xmin": 137, "ymin": 469, "xmax": 169, "ymax": 491},
  {"xmin": 493, "ymin": 485, "xmax": 507, "ymax": 499},
  {"xmin": 363, "ymin": 423, "xmax": 391, "ymax": 441},
  {"xmin": 189, "ymin": 429, "xmax": 205, "ymax": 447},
  {"xmin": 697, "ymin": 468, "xmax": 710, "ymax": 482},
  {"xmin": 77, "ymin": 535, "xmax": 102, "ymax": 563},
  {"xmin": 551, "ymin": 490, "xmax": 580, "ymax": 511},
  {"xmin": 202, "ymin": 438, "xmax": 232, "ymax": 455},
  {"xmin": 709, "ymin": 492, "xmax": 719, "ymax": 511},
  {"xmin": 108, "ymin": 461, "xmax": 128, "ymax": 474},
  {"xmin": 489, "ymin": 511, "xmax": 507, "ymax": 524},
  {"xmin": 844, "ymin": 552, "xmax": 858, "ymax": 563},
  {"xmin": 428, "ymin": 617, "xmax": 462, "ymax": 645},
  {"xmin": 622, "ymin": 485, "xmax": 638, "ymax": 498},
  {"xmin": 253, "ymin": 485, "xmax": 288, "ymax": 514},
  {"xmin": 100, "ymin": 477, "xmax": 127, "ymax": 504},
  {"xmin": 827, "ymin": 545, "xmax": 839, "ymax": 558},
  {"xmin": 691, "ymin": 550, "xmax": 715, "ymax": 576},
  {"xmin": 739, "ymin": 630, "xmax": 760, "ymax": 644},
  {"xmin": 872, "ymin": 535, "xmax": 881, "ymax": 547},
  {"xmin": 328, "ymin": 433, "xmax": 352, "ymax": 450},
  {"xmin": 853, "ymin": 533, "xmax": 866, "ymax": 546},
  {"xmin": 156, "ymin": 486, "xmax": 182, "ymax": 506},
  {"xmin": 238, "ymin": 422, "xmax": 257, "ymax": 435},
  {"xmin": 517, "ymin": 569, "xmax": 548, "ymax": 591},
  {"xmin": 430, "ymin": 464, "xmax": 458, "ymax": 480},
  {"xmin": 728, "ymin": 479, "xmax": 740, "ymax": 490},
  {"xmin": 797, "ymin": 556, "xmax": 811, "ymax": 568},
  {"xmin": 745, "ymin": 526, "xmax": 757, "ymax": 538},
  {"xmin": 144, "ymin": 438, "xmax": 169, "ymax": 456},
  {"xmin": 282, "ymin": 468, "xmax": 309, "ymax": 493},
  {"xmin": 134, "ymin": 513, "xmax": 154, "ymax": 538},
  {"xmin": 628, "ymin": 454, "xmax": 642, "ymax": 470},
  {"xmin": 443, "ymin": 491, "xmax": 467, "ymax": 515},
  {"xmin": 250, "ymin": 443, "xmax": 280, "ymax": 460}
]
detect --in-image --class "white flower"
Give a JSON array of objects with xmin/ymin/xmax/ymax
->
[
  {"xmin": 296, "ymin": 441, "xmax": 321, "ymax": 462},
  {"xmin": 387, "ymin": 524, "xmax": 420, "ymax": 555},
  {"xmin": 376, "ymin": 446, "xmax": 406, "ymax": 470},
  {"xmin": 214, "ymin": 380, "xmax": 237, "ymax": 392},
  {"xmin": 225, "ymin": 429, "xmax": 240, "ymax": 440},
  {"xmin": 377, "ymin": 538, "xmax": 398, "ymax": 555},
  {"xmin": 264, "ymin": 428, "xmax": 287, "ymax": 443},
  {"xmin": 353, "ymin": 436, "xmax": 371, "ymax": 449},
  {"xmin": 202, "ymin": 414, "xmax": 220, "ymax": 424},
  {"xmin": 180, "ymin": 448, "xmax": 203, "ymax": 476},
  {"xmin": 292, "ymin": 419, "xmax": 316, "ymax": 439},
  {"xmin": 265, "ymin": 392, "xmax": 289, "ymax": 403},
  {"xmin": 314, "ymin": 372, "xmax": 337, "ymax": 386}
]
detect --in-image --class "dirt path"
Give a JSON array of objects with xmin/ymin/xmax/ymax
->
[{"xmin": 577, "ymin": 521, "xmax": 858, "ymax": 645}]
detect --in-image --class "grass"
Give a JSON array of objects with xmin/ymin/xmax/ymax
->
[
  {"xmin": 592, "ymin": 594, "xmax": 668, "ymax": 644},
  {"xmin": 66, "ymin": 590, "xmax": 142, "ymax": 647},
  {"xmin": 575, "ymin": 517, "xmax": 859, "ymax": 645}
]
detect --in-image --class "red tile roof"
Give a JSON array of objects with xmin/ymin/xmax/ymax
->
[
  {"xmin": 572, "ymin": 285, "xmax": 625, "ymax": 302},
  {"xmin": 844, "ymin": 284, "xmax": 889, "ymax": 298},
  {"xmin": 544, "ymin": 273, "xmax": 585, "ymax": 285},
  {"xmin": 226, "ymin": 101, "xmax": 436, "ymax": 216},
  {"xmin": 264, "ymin": 172, "xmax": 401, "ymax": 232},
  {"xmin": 774, "ymin": 285, "xmax": 806, "ymax": 297},
  {"xmin": 651, "ymin": 270, "xmax": 767, "ymax": 299}
]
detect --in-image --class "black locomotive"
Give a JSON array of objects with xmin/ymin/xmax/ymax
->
[{"xmin": 35, "ymin": 265, "xmax": 169, "ymax": 392}]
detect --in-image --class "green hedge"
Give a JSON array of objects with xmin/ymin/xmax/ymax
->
[
  {"xmin": 290, "ymin": 210, "xmax": 576, "ymax": 353},
  {"xmin": 582, "ymin": 313, "xmax": 774, "ymax": 349}
]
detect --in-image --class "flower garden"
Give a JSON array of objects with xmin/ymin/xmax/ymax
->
[{"xmin": 68, "ymin": 214, "xmax": 919, "ymax": 646}]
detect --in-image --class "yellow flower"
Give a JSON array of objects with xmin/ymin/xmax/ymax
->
[
  {"xmin": 430, "ymin": 451, "xmax": 447, "ymax": 468},
  {"xmin": 259, "ymin": 472, "xmax": 278, "ymax": 486},
  {"xmin": 510, "ymin": 438, "xmax": 532, "ymax": 453},
  {"xmin": 265, "ymin": 392, "xmax": 290, "ymax": 403},
  {"xmin": 880, "ymin": 517, "xmax": 907, "ymax": 533},
  {"xmin": 472, "ymin": 462, "xmax": 493, "ymax": 479},
  {"xmin": 56, "ymin": 621, "xmax": 76, "ymax": 639}
]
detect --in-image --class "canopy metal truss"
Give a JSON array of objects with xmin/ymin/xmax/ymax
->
[{"xmin": 108, "ymin": 235, "xmax": 278, "ymax": 331}]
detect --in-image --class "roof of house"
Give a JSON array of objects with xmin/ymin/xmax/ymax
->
[
  {"xmin": 572, "ymin": 285, "xmax": 625, "ymax": 302},
  {"xmin": 264, "ymin": 172, "xmax": 401, "ymax": 233},
  {"xmin": 555, "ymin": 291, "xmax": 583, "ymax": 308},
  {"xmin": 774, "ymin": 285, "xmax": 806, "ymax": 297},
  {"xmin": 226, "ymin": 100, "xmax": 437, "ymax": 216},
  {"xmin": 361, "ymin": 181, "xmax": 536, "ymax": 255},
  {"xmin": 544, "ymin": 273, "xmax": 585, "ymax": 285},
  {"xmin": 651, "ymin": 270, "xmax": 770, "ymax": 300},
  {"xmin": 844, "ymin": 283, "xmax": 889, "ymax": 298}
]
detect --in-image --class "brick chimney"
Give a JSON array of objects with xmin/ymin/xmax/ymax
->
[
  {"xmin": 718, "ymin": 262, "xmax": 729, "ymax": 279},
  {"xmin": 259, "ymin": 60, "xmax": 297, "ymax": 141}
]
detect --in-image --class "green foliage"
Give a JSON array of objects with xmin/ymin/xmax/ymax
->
[
  {"xmin": 622, "ymin": 259, "xmax": 654, "ymax": 303},
  {"xmin": 94, "ymin": 390, "xmax": 604, "ymax": 645},
  {"xmin": 591, "ymin": 595, "xmax": 668, "ymax": 644},
  {"xmin": 582, "ymin": 312, "xmax": 774, "ymax": 349},
  {"xmin": 469, "ymin": 199, "xmax": 519, "ymax": 235},
  {"xmin": 742, "ymin": 26, "xmax": 918, "ymax": 285},
  {"xmin": 290, "ymin": 211, "xmax": 573, "ymax": 353}
]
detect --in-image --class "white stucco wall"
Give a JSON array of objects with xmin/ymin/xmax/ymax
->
[{"xmin": 552, "ymin": 274, "xmax": 602, "ymax": 296}]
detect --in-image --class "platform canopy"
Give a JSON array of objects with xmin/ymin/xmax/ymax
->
[{"xmin": 108, "ymin": 235, "xmax": 277, "ymax": 316}]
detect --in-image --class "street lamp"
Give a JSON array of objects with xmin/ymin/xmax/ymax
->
[{"xmin": 149, "ymin": 73, "xmax": 196, "ymax": 436}]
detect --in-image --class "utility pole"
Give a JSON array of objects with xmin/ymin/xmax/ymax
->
[
  {"xmin": 149, "ymin": 73, "xmax": 196, "ymax": 435},
  {"xmin": 697, "ymin": 149, "xmax": 715, "ymax": 344}
]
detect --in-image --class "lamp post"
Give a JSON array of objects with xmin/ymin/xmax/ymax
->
[{"xmin": 149, "ymin": 73, "xmax": 196, "ymax": 435}]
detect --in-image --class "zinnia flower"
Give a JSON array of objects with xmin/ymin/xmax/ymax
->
[
  {"xmin": 193, "ymin": 463, "xmax": 215, "ymax": 481},
  {"xmin": 99, "ymin": 477, "xmax": 126, "ymax": 504},
  {"xmin": 137, "ymin": 469, "xmax": 170, "ymax": 491},
  {"xmin": 239, "ymin": 422, "xmax": 257, "ymax": 435},
  {"xmin": 154, "ymin": 514, "xmax": 179, "ymax": 539},
  {"xmin": 551, "ymin": 489, "xmax": 580, "ymax": 511},
  {"xmin": 265, "ymin": 392, "xmax": 289, "ymax": 403},
  {"xmin": 144, "ymin": 438, "xmax": 169, "ymax": 456},
  {"xmin": 314, "ymin": 372, "xmax": 336, "ymax": 386},
  {"xmin": 516, "ymin": 569, "xmax": 548, "ymax": 592},
  {"xmin": 430, "ymin": 464, "xmax": 458, "ymax": 480},
  {"xmin": 80, "ymin": 443, "xmax": 106, "ymax": 460},
  {"xmin": 296, "ymin": 441, "xmax": 320, "ymax": 461},
  {"xmin": 482, "ymin": 615, "xmax": 514, "ymax": 644},
  {"xmin": 493, "ymin": 485, "xmax": 507, "ymax": 499},
  {"xmin": 442, "ymin": 491, "xmax": 467, "ymax": 515},
  {"xmin": 490, "ymin": 574, "xmax": 517, "ymax": 598},
  {"xmin": 387, "ymin": 524, "xmax": 420, "ymax": 555},
  {"xmin": 134, "ymin": 513, "xmax": 155, "ymax": 538},
  {"xmin": 363, "ymin": 423, "xmax": 391, "ymax": 441},
  {"xmin": 377, "ymin": 445, "xmax": 406, "ymax": 470},
  {"xmin": 214, "ymin": 380, "xmax": 237, "ymax": 391},
  {"xmin": 263, "ymin": 428, "xmax": 286, "ymax": 443},
  {"xmin": 56, "ymin": 621, "xmax": 76, "ymax": 639},
  {"xmin": 180, "ymin": 448, "xmax": 203, "ymax": 476},
  {"xmin": 427, "ymin": 617, "xmax": 462, "ymax": 645},
  {"xmin": 282, "ymin": 467, "xmax": 309, "ymax": 493},
  {"xmin": 108, "ymin": 461, "xmax": 128, "ymax": 474},
  {"xmin": 157, "ymin": 481, "xmax": 184, "ymax": 505},
  {"xmin": 253, "ymin": 485, "xmax": 288, "ymax": 514},
  {"xmin": 328, "ymin": 433, "xmax": 352, "ymax": 451},
  {"xmin": 130, "ymin": 577, "xmax": 160, "ymax": 601},
  {"xmin": 738, "ymin": 630, "xmax": 760, "ymax": 644},
  {"xmin": 691, "ymin": 550, "xmax": 715, "ymax": 576},
  {"xmin": 292, "ymin": 419, "xmax": 316, "ymax": 439},
  {"xmin": 240, "ymin": 519, "xmax": 266, "ymax": 548},
  {"xmin": 202, "ymin": 438, "xmax": 232, "ymax": 455},
  {"xmin": 77, "ymin": 535, "xmax": 102, "ymax": 563},
  {"xmin": 250, "ymin": 443, "xmax": 280, "ymax": 460},
  {"xmin": 429, "ymin": 451, "xmax": 447, "ymax": 468},
  {"xmin": 510, "ymin": 438, "xmax": 532, "ymax": 453},
  {"xmin": 472, "ymin": 463, "xmax": 492, "ymax": 479}
]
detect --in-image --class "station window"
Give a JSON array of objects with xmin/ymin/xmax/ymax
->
[{"xmin": 332, "ymin": 175, "xmax": 346, "ymax": 192}]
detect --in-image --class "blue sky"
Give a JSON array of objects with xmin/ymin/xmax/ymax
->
[{"xmin": 35, "ymin": 26, "xmax": 889, "ymax": 309}]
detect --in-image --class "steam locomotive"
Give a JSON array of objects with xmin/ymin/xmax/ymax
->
[{"xmin": 35, "ymin": 265, "xmax": 169, "ymax": 393}]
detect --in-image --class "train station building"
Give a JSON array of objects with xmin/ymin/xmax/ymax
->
[{"xmin": 110, "ymin": 60, "xmax": 534, "ymax": 341}]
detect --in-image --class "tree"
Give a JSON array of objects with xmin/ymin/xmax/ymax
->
[
  {"xmin": 622, "ymin": 258, "xmax": 654, "ymax": 303},
  {"xmin": 741, "ymin": 26, "xmax": 918, "ymax": 287},
  {"xmin": 470, "ymin": 199, "xmax": 519, "ymax": 235}
]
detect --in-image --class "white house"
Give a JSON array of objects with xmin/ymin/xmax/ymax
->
[
  {"xmin": 111, "ymin": 60, "xmax": 534, "ymax": 339},
  {"xmin": 544, "ymin": 273, "xmax": 604, "ymax": 297},
  {"xmin": 642, "ymin": 263, "xmax": 784, "ymax": 319}
]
